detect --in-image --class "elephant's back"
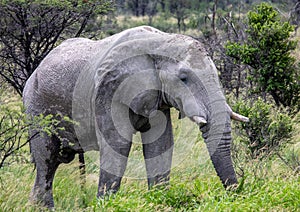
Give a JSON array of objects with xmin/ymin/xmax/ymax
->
[
  {"xmin": 35, "ymin": 38, "xmax": 99, "ymax": 98},
  {"xmin": 27, "ymin": 37, "xmax": 116, "ymax": 115}
]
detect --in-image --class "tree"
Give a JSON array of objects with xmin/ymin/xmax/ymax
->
[
  {"xmin": 290, "ymin": 0, "xmax": 300, "ymax": 33},
  {"xmin": 226, "ymin": 3, "xmax": 300, "ymax": 109},
  {"xmin": 126, "ymin": 0, "xmax": 147, "ymax": 17},
  {"xmin": 0, "ymin": 0, "xmax": 113, "ymax": 96},
  {"xmin": 196, "ymin": 0, "xmax": 249, "ymax": 98},
  {"xmin": 168, "ymin": 0, "xmax": 190, "ymax": 32},
  {"xmin": 146, "ymin": 0, "xmax": 158, "ymax": 25}
]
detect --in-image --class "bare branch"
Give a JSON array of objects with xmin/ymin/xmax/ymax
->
[{"xmin": 0, "ymin": 1, "xmax": 113, "ymax": 96}]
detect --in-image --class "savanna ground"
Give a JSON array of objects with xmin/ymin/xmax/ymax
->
[{"xmin": 0, "ymin": 107, "xmax": 299, "ymax": 211}]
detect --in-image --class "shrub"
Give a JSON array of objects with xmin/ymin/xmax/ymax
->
[
  {"xmin": 232, "ymin": 98, "xmax": 293, "ymax": 159},
  {"xmin": 225, "ymin": 3, "xmax": 299, "ymax": 109},
  {"xmin": 0, "ymin": 102, "xmax": 29, "ymax": 168},
  {"xmin": 0, "ymin": 96, "xmax": 73, "ymax": 169}
]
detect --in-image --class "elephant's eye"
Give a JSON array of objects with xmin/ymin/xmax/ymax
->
[{"xmin": 179, "ymin": 74, "xmax": 188, "ymax": 84}]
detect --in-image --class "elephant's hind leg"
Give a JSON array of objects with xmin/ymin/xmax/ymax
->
[{"xmin": 30, "ymin": 133, "xmax": 60, "ymax": 209}]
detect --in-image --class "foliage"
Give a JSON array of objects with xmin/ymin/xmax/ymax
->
[
  {"xmin": 0, "ymin": 0, "xmax": 113, "ymax": 96},
  {"xmin": 225, "ymin": 3, "xmax": 300, "ymax": 109},
  {"xmin": 277, "ymin": 147, "xmax": 300, "ymax": 173},
  {"xmin": 0, "ymin": 92, "xmax": 74, "ymax": 169},
  {"xmin": 233, "ymin": 98, "xmax": 293, "ymax": 159},
  {"xmin": 0, "ymin": 102, "xmax": 29, "ymax": 168}
]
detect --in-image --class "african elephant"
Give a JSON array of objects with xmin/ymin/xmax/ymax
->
[{"xmin": 23, "ymin": 26, "xmax": 248, "ymax": 208}]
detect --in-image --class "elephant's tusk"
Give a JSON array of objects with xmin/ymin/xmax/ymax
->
[
  {"xmin": 226, "ymin": 103, "xmax": 249, "ymax": 122},
  {"xmin": 230, "ymin": 112, "xmax": 249, "ymax": 122},
  {"xmin": 192, "ymin": 116, "xmax": 207, "ymax": 126}
]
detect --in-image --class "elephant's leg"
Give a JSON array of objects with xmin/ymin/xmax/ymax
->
[
  {"xmin": 30, "ymin": 133, "xmax": 60, "ymax": 209},
  {"xmin": 141, "ymin": 109, "xmax": 174, "ymax": 188},
  {"xmin": 97, "ymin": 133, "xmax": 132, "ymax": 197}
]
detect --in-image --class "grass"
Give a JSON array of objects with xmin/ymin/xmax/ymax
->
[{"xmin": 0, "ymin": 137, "xmax": 299, "ymax": 211}]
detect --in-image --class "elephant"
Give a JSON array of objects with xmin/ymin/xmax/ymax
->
[{"xmin": 23, "ymin": 26, "xmax": 249, "ymax": 208}]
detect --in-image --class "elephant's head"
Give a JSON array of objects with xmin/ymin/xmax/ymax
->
[{"xmin": 155, "ymin": 54, "xmax": 247, "ymax": 187}]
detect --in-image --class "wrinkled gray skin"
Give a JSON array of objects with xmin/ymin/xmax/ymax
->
[{"xmin": 23, "ymin": 26, "xmax": 238, "ymax": 209}]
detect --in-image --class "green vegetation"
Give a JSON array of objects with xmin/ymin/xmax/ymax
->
[
  {"xmin": 226, "ymin": 3, "xmax": 300, "ymax": 109},
  {"xmin": 233, "ymin": 98, "xmax": 293, "ymax": 159},
  {"xmin": 0, "ymin": 93, "xmax": 74, "ymax": 169},
  {"xmin": 0, "ymin": 137, "xmax": 299, "ymax": 211},
  {"xmin": 0, "ymin": 0, "xmax": 299, "ymax": 211},
  {"xmin": 0, "ymin": 101, "xmax": 28, "ymax": 168}
]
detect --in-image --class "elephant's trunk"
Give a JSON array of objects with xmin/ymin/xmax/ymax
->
[
  {"xmin": 201, "ymin": 110, "xmax": 237, "ymax": 188},
  {"xmin": 208, "ymin": 124, "xmax": 237, "ymax": 187}
]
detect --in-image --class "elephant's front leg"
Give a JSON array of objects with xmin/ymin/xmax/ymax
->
[
  {"xmin": 97, "ymin": 130, "xmax": 132, "ymax": 197},
  {"xmin": 141, "ymin": 109, "xmax": 174, "ymax": 188}
]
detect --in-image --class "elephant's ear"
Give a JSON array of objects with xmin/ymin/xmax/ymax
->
[
  {"xmin": 97, "ymin": 54, "xmax": 162, "ymax": 118},
  {"xmin": 116, "ymin": 66, "xmax": 162, "ymax": 118},
  {"xmin": 128, "ymin": 89, "xmax": 161, "ymax": 117}
]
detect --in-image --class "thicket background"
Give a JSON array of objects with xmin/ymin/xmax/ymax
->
[{"xmin": 0, "ymin": 0, "xmax": 299, "ymax": 211}]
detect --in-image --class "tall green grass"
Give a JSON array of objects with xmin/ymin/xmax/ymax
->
[{"xmin": 0, "ymin": 141, "xmax": 299, "ymax": 211}]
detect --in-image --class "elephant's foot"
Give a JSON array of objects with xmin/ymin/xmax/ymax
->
[
  {"xmin": 147, "ymin": 172, "xmax": 171, "ymax": 189},
  {"xmin": 97, "ymin": 169, "xmax": 122, "ymax": 197},
  {"xmin": 30, "ymin": 185, "xmax": 55, "ymax": 209}
]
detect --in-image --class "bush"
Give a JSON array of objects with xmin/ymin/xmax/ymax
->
[
  {"xmin": 0, "ymin": 92, "xmax": 73, "ymax": 169},
  {"xmin": 225, "ymin": 3, "xmax": 299, "ymax": 109},
  {"xmin": 0, "ymin": 102, "xmax": 29, "ymax": 168},
  {"xmin": 232, "ymin": 98, "xmax": 293, "ymax": 159}
]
